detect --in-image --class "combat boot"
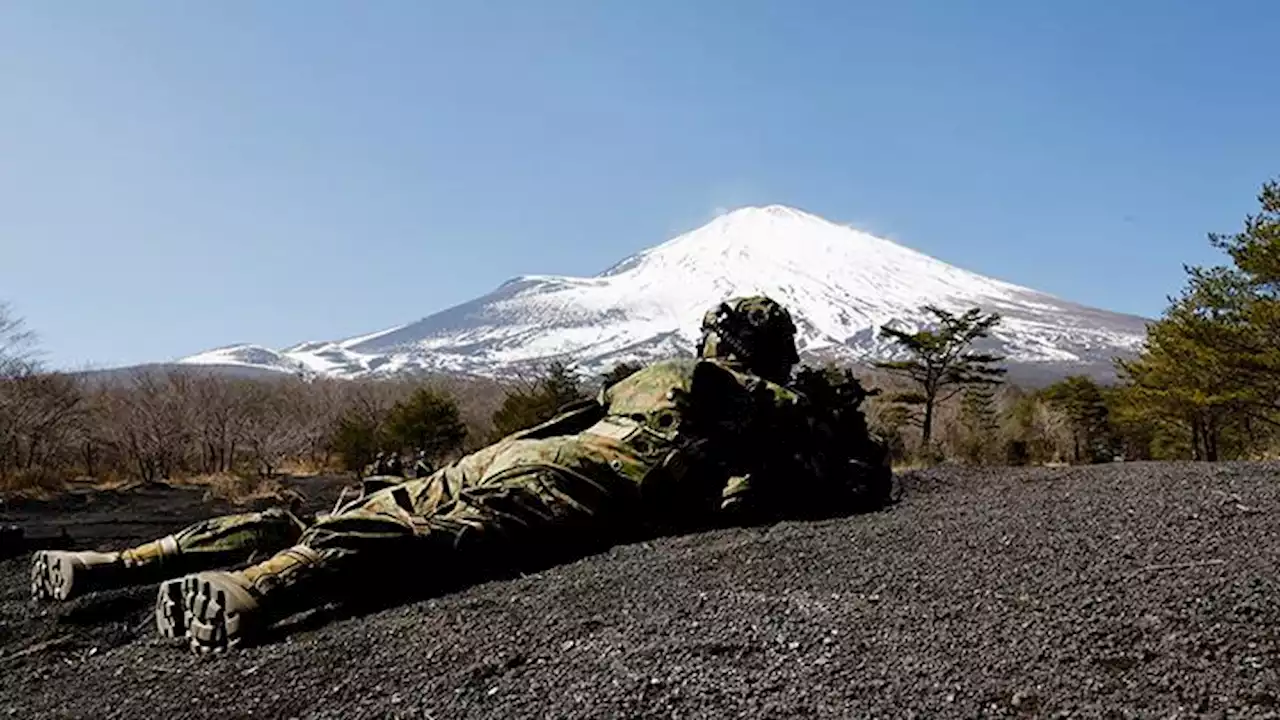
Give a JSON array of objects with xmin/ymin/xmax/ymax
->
[
  {"xmin": 175, "ymin": 544, "xmax": 324, "ymax": 653},
  {"xmin": 31, "ymin": 535, "xmax": 181, "ymax": 603}
]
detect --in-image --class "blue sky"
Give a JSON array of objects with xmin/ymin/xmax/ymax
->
[{"xmin": 1, "ymin": 1, "xmax": 1276, "ymax": 370}]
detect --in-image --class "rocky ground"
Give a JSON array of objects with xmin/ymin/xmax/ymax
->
[{"xmin": 3, "ymin": 462, "xmax": 1280, "ymax": 718}]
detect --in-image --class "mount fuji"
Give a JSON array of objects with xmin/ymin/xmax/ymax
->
[{"xmin": 176, "ymin": 205, "xmax": 1149, "ymax": 384}]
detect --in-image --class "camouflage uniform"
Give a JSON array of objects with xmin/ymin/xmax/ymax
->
[
  {"xmin": 29, "ymin": 507, "xmax": 310, "ymax": 606},
  {"xmin": 31, "ymin": 296, "xmax": 888, "ymax": 653}
]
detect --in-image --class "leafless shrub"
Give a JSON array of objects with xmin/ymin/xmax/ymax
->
[
  {"xmin": 93, "ymin": 369, "xmax": 199, "ymax": 483},
  {"xmin": 238, "ymin": 379, "xmax": 310, "ymax": 477},
  {"xmin": 0, "ymin": 301, "xmax": 39, "ymax": 379},
  {"xmin": 174, "ymin": 471, "xmax": 297, "ymax": 506}
]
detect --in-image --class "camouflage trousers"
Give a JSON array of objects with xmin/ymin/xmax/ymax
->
[
  {"xmin": 142, "ymin": 436, "xmax": 651, "ymax": 599},
  {"xmin": 129, "ymin": 506, "xmax": 311, "ymax": 572}
]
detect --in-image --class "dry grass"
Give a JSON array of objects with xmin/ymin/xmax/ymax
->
[
  {"xmin": 167, "ymin": 472, "xmax": 301, "ymax": 507},
  {"xmin": 0, "ymin": 469, "xmax": 67, "ymax": 500},
  {"xmin": 891, "ymin": 461, "xmax": 935, "ymax": 472},
  {"xmin": 273, "ymin": 459, "xmax": 333, "ymax": 477},
  {"xmin": 1, "ymin": 467, "xmax": 307, "ymax": 507},
  {"xmin": 0, "ymin": 469, "xmax": 161, "ymax": 500}
]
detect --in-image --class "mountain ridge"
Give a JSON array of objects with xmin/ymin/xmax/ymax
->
[{"xmin": 175, "ymin": 205, "xmax": 1150, "ymax": 383}]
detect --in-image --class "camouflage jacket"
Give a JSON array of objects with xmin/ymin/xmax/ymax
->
[{"xmin": 504, "ymin": 357, "xmax": 874, "ymax": 529}]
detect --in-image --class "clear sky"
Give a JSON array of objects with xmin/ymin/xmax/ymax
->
[{"xmin": 1, "ymin": 1, "xmax": 1276, "ymax": 371}]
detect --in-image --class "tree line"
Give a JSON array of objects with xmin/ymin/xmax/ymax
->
[
  {"xmin": 2, "ymin": 174, "xmax": 1276, "ymax": 493},
  {"xmin": 0, "ymin": 295, "xmax": 1120, "ymax": 496},
  {"xmin": 0, "ymin": 305, "xmax": 636, "ymax": 496},
  {"xmin": 865, "ymin": 175, "xmax": 1280, "ymax": 465}
]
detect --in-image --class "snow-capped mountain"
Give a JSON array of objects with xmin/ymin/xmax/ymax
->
[{"xmin": 178, "ymin": 205, "xmax": 1149, "ymax": 382}]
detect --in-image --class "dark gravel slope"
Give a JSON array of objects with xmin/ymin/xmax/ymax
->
[{"xmin": 4, "ymin": 462, "xmax": 1280, "ymax": 719}]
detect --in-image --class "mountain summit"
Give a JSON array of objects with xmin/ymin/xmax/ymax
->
[{"xmin": 178, "ymin": 205, "xmax": 1149, "ymax": 381}]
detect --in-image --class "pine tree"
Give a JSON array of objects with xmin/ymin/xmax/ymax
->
[
  {"xmin": 1115, "ymin": 298, "xmax": 1254, "ymax": 461},
  {"xmin": 384, "ymin": 386, "xmax": 467, "ymax": 463},
  {"xmin": 1200, "ymin": 179, "xmax": 1280, "ymax": 420},
  {"xmin": 329, "ymin": 412, "xmax": 382, "ymax": 472},
  {"xmin": 490, "ymin": 361, "xmax": 589, "ymax": 439},
  {"xmin": 874, "ymin": 305, "xmax": 1007, "ymax": 447},
  {"xmin": 1040, "ymin": 376, "xmax": 1113, "ymax": 463},
  {"xmin": 958, "ymin": 385, "xmax": 1000, "ymax": 464},
  {"xmin": 1114, "ymin": 177, "xmax": 1280, "ymax": 460}
]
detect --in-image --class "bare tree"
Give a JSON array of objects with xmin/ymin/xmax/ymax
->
[
  {"xmin": 0, "ymin": 305, "xmax": 89, "ymax": 487},
  {"xmin": 99, "ymin": 370, "xmax": 196, "ymax": 483},
  {"xmin": 191, "ymin": 375, "xmax": 246, "ymax": 473},
  {"xmin": 0, "ymin": 302, "xmax": 37, "ymax": 474},
  {"xmin": 0, "ymin": 301, "xmax": 39, "ymax": 379},
  {"xmin": 76, "ymin": 387, "xmax": 117, "ymax": 479},
  {"xmin": 10, "ymin": 373, "xmax": 86, "ymax": 471},
  {"xmin": 238, "ymin": 380, "xmax": 308, "ymax": 477},
  {"xmin": 0, "ymin": 333, "xmax": 530, "ymax": 489},
  {"xmin": 296, "ymin": 377, "xmax": 347, "ymax": 468}
]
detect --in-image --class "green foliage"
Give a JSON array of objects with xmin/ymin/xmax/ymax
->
[
  {"xmin": 328, "ymin": 385, "xmax": 467, "ymax": 472},
  {"xmin": 1211, "ymin": 179, "xmax": 1280, "ymax": 285},
  {"xmin": 541, "ymin": 361, "xmax": 587, "ymax": 406},
  {"xmin": 1105, "ymin": 385, "xmax": 1175, "ymax": 460},
  {"xmin": 383, "ymin": 386, "xmax": 467, "ymax": 463},
  {"xmin": 874, "ymin": 305, "xmax": 1007, "ymax": 447},
  {"xmin": 490, "ymin": 361, "xmax": 589, "ymax": 440},
  {"xmin": 1113, "ymin": 177, "xmax": 1280, "ymax": 461},
  {"xmin": 329, "ymin": 412, "xmax": 382, "ymax": 472},
  {"xmin": 961, "ymin": 386, "xmax": 999, "ymax": 433},
  {"xmin": 1115, "ymin": 322, "xmax": 1267, "ymax": 461},
  {"xmin": 1040, "ymin": 376, "xmax": 1115, "ymax": 463}
]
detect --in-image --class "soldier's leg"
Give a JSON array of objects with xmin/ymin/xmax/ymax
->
[
  {"xmin": 174, "ymin": 441, "xmax": 642, "ymax": 652},
  {"xmin": 31, "ymin": 507, "xmax": 309, "ymax": 607}
]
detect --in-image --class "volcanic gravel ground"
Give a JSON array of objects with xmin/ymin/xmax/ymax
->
[{"xmin": 4, "ymin": 462, "xmax": 1280, "ymax": 718}]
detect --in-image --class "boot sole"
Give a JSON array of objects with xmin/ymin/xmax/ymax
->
[
  {"xmin": 30, "ymin": 551, "xmax": 74, "ymax": 602},
  {"xmin": 154, "ymin": 579, "xmax": 186, "ymax": 639},
  {"xmin": 181, "ymin": 573, "xmax": 261, "ymax": 653}
]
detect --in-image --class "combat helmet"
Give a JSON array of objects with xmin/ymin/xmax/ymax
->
[{"xmin": 696, "ymin": 295, "xmax": 801, "ymax": 383}]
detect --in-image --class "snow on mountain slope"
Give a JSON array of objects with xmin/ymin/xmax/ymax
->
[
  {"xmin": 177, "ymin": 205, "xmax": 1150, "ymax": 380},
  {"xmin": 179, "ymin": 344, "xmax": 314, "ymax": 375}
]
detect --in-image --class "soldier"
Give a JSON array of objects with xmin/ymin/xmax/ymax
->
[
  {"xmin": 30, "ymin": 296, "xmax": 889, "ymax": 653},
  {"xmin": 413, "ymin": 449, "xmax": 434, "ymax": 478},
  {"xmin": 362, "ymin": 451, "xmax": 387, "ymax": 479},
  {"xmin": 385, "ymin": 452, "xmax": 404, "ymax": 477}
]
